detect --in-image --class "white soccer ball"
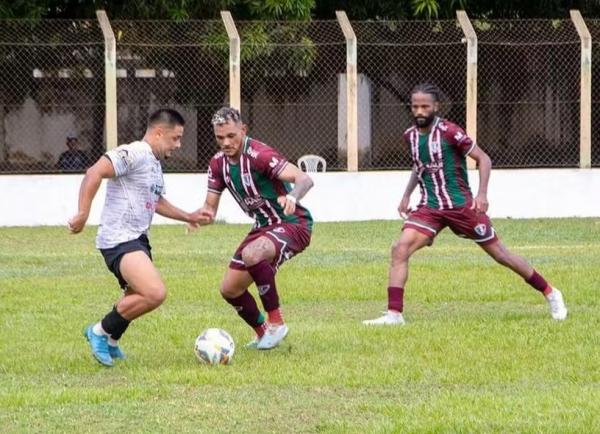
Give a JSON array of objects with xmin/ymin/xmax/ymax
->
[{"xmin": 194, "ymin": 328, "xmax": 235, "ymax": 365}]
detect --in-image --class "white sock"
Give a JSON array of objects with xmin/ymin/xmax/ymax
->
[
  {"xmin": 92, "ymin": 322, "xmax": 109, "ymax": 337},
  {"xmin": 108, "ymin": 337, "xmax": 119, "ymax": 347}
]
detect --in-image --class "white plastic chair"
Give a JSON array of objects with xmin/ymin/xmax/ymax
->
[{"xmin": 297, "ymin": 154, "xmax": 326, "ymax": 172}]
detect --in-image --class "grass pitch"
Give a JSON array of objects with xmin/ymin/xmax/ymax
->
[{"xmin": 1, "ymin": 219, "xmax": 599, "ymax": 433}]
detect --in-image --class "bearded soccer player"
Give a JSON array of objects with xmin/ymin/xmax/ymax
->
[
  {"xmin": 195, "ymin": 107, "xmax": 314, "ymax": 350},
  {"xmin": 69, "ymin": 109, "xmax": 209, "ymax": 366},
  {"xmin": 363, "ymin": 83, "xmax": 567, "ymax": 325}
]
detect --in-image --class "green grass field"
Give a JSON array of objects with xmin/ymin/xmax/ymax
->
[{"xmin": 1, "ymin": 219, "xmax": 599, "ymax": 433}]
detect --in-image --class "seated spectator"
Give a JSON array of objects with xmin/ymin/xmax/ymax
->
[{"xmin": 57, "ymin": 135, "xmax": 89, "ymax": 172}]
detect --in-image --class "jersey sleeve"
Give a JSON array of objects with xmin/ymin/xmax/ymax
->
[
  {"xmin": 104, "ymin": 144, "xmax": 138, "ymax": 177},
  {"xmin": 207, "ymin": 156, "xmax": 225, "ymax": 194},
  {"xmin": 254, "ymin": 147, "xmax": 289, "ymax": 180},
  {"xmin": 444, "ymin": 123, "xmax": 475, "ymax": 156}
]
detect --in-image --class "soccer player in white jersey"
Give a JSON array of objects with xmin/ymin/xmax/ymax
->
[{"xmin": 69, "ymin": 109, "xmax": 210, "ymax": 367}]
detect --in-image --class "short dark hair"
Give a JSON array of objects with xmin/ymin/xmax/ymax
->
[
  {"xmin": 211, "ymin": 106, "xmax": 242, "ymax": 126},
  {"xmin": 410, "ymin": 83, "xmax": 444, "ymax": 102},
  {"xmin": 148, "ymin": 109, "xmax": 185, "ymax": 128}
]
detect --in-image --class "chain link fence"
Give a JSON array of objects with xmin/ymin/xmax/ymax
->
[
  {"xmin": 354, "ymin": 19, "xmax": 466, "ymax": 170},
  {"xmin": 0, "ymin": 19, "xmax": 105, "ymax": 173},
  {"xmin": 112, "ymin": 19, "xmax": 229, "ymax": 172},
  {"xmin": 477, "ymin": 19, "xmax": 580, "ymax": 167},
  {"xmin": 0, "ymin": 16, "xmax": 593, "ymax": 173},
  {"xmin": 586, "ymin": 19, "xmax": 600, "ymax": 167},
  {"xmin": 237, "ymin": 20, "xmax": 346, "ymax": 170}
]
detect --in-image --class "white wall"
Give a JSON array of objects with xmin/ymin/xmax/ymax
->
[{"xmin": 1, "ymin": 169, "xmax": 599, "ymax": 227}]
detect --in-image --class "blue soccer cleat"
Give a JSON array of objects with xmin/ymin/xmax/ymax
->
[
  {"xmin": 108, "ymin": 344, "xmax": 127, "ymax": 360},
  {"xmin": 84, "ymin": 325, "xmax": 113, "ymax": 367}
]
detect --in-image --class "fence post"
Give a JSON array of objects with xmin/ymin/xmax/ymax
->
[
  {"xmin": 456, "ymin": 11, "xmax": 478, "ymax": 169},
  {"xmin": 221, "ymin": 11, "xmax": 241, "ymax": 112},
  {"xmin": 336, "ymin": 11, "xmax": 358, "ymax": 172},
  {"xmin": 96, "ymin": 10, "xmax": 118, "ymax": 150},
  {"xmin": 570, "ymin": 10, "xmax": 592, "ymax": 169}
]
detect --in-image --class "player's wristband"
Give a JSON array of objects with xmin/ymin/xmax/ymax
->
[{"xmin": 285, "ymin": 194, "xmax": 297, "ymax": 204}]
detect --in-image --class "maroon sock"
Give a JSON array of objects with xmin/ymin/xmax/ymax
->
[
  {"xmin": 223, "ymin": 290, "xmax": 264, "ymax": 328},
  {"xmin": 388, "ymin": 286, "xmax": 404, "ymax": 312},
  {"xmin": 525, "ymin": 270, "xmax": 551, "ymax": 294},
  {"xmin": 247, "ymin": 260, "xmax": 280, "ymax": 312}
]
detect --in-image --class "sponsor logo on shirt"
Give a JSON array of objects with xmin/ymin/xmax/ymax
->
[
  {"xmin": 207, "ymin": 167, "xmax": 217, "ymax": 184},
  {"xmin": 424, "ymin": 161, "xmax": 443, "ymax": 173},
  {"xmin": 116, "ymin": 149, "xmax": 133, "ymax": 166},
  {"xmin": 269, "ymin": 157, "xmax": 279, "ymax": 168},
  {"xmin": 247, "ymin": 146, "xmax": 259, "ymax": 159},
  {"xmin": 150, "ymin": 184, "xmax": 164, "ymax": 195},
  {"xmin": 243, "ymin": 196, "xmax": 265, "ymax": 210}
]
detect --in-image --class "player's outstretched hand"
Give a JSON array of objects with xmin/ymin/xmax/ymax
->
[
  {"xmin": 189, "ymin": 208, "xmax": 215, "ymax": 226},
  {"xmin": 67, "ymin": 212, "xmax": 88, "ymax": 234},
  {"xmin": 470, "ymin": 193, "xmax": 489, "ymax": 214},
  {"xmin": 277, "ymin": 194, "xmax": 296, "ymax": 216}
]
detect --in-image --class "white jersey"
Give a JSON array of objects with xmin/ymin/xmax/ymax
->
[{"xmin": 96, "ymin": 141, "xmax": 165, "ymax": 249}]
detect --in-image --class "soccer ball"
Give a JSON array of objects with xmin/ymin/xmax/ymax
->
[{"xmin": 194, "ymin": 328, "xmax": 235, "ymax": 365}]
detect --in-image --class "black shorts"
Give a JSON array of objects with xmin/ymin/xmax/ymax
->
[{"xmin": 99, "ymin": 234, "xmax": 152, "ymax": 289}]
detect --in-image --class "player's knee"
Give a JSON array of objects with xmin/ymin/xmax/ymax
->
[
  {"xmin": 146, "ymin": 285, "xmax": 167, "ymax": 308},
  {"xmin": 220, "ymin": 285, "xmax": 239, "ymax": 299},
  {"xmin": 391, "ymin": 240, "xmax": 410, "ymax": 262}
]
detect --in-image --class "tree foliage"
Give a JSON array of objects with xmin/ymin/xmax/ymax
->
[{"xmin": 1, "ymin": 0, "xmax": 600, "ymax": 20}]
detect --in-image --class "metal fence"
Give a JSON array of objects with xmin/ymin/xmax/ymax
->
[
  {"xmin": 354, "ymin": 19, "xmax": 466, "ymax": 170},
  {"xmin": 477, "ymin": 19, "xmax": 580, "ymax": 167},
  {"xmin": 111, "ymin": 19, "xmax": 229, "ymax": 173},
  {"xmin": 0, "ymin": 19, "xmax": 105, "ymax": 173},
  {"xmin": 0, "ymin": 13, "xmax": 595, "ymax": 173},
  {"xmin": 587, "ymin": 19, "xmax": 600, "ymax": 167},
  {"xmin": 237, "ymin": 20, "xmax": 346, "ymax": 170}
]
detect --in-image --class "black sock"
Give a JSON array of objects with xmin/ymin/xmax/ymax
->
[{"xmin": 100, "ymin": 306, "xmax": 130, "ymax": 341}]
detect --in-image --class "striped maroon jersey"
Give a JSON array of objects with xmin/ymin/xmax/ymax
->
[
  {"xmin": 207, "ymin": 136, "xmax": 313, "ymax": 231},
  {"xmin": 403, "ymin": 117, "xmax": 476, "ymax": 210}
]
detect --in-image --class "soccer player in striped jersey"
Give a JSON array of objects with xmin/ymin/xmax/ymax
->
[
  {"xmin": 363, "ymin": 83, "xmax": 567, "ymax": 325},
  {"xmin": 196, "ymin": 107, "xmax": 314, "ymax": 349}
]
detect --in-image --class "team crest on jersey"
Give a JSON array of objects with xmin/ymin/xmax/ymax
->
[
  {"xmin": 242, "ymin": 173, "xmax": 252, "ymax": 186},
  {"xmin": 474, "ymin": 223, "xmax": 487, "ymax": 236}
]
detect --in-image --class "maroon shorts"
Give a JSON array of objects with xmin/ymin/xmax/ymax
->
[
  {"xmin": 403, "ymin": 205, "xmax": 498, "ymax": 246},
  {"xmin": 229, "ymin": 223, "xmax": 312, "ymax": 271}
]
